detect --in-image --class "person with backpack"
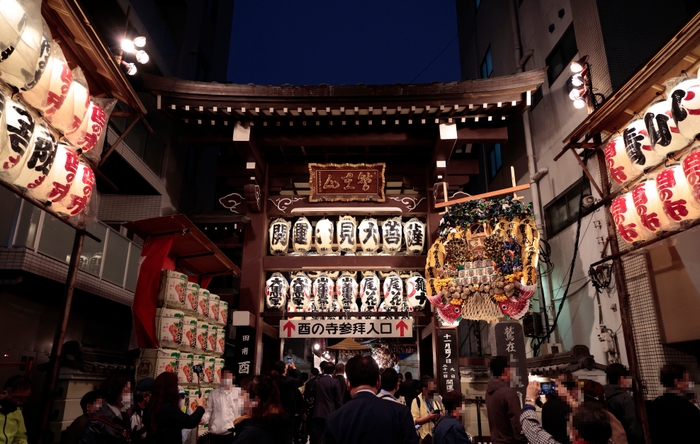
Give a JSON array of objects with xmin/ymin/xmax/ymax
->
[
  {"xmin": 411, "ymin": 376, "xmax": 443, "ymax": 444},
  {"xmin": 308, "ymin": 362, "xmax": 342, "ymax": 444}
]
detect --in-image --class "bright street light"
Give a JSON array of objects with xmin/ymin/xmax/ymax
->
[
  {"xmin": 573, "ymin": 98, "xmax": 586, "ymax": 109},
  {"xmin": 135, "ymin": 50, "xmax": 149, "ymax": 64},
  {"xmin": 571, "ymin": 74, "xmax": 584, "ymax": 87},
  {"xmin": 133, "ymin": 36, "xmax": 146, "ymax": 47},
  {"xmin": 121, "ymin": 38, "xmax": 135, "ymax": 53}
]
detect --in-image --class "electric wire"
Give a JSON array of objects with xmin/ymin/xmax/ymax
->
[{"xmin": 409, "ymin": 35, "xmax": 458, "ymax": 84}]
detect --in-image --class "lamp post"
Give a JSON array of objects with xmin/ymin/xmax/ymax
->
[{"xmin": 114, "ymin": 5, "xmax": 149, "ymax": 76}]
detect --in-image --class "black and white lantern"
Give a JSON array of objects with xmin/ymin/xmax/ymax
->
[
  {"xmin": 269, "ymin": 218, "xmax": 291, "ymax": 255},
  {"xmin": 287, "ymin": 272, "xmax": 311, "ymax": 314},
  {"xmin": 336, "ymin": 271, "xmax": 359, "ymax": 312},
  {"xmin": 405, "ymin": 272, "xmax": 428, "ymax": 310},
  {"xmin": 292, "ymin": 216, "xmax": 313, "ymax": 254},
  {"xmin": 314, "ymin": 217, "xmax": 334, "ymax": 254},
  {"xmin": 360, "ymin": 271, "xmax": 380, "ymax": 311},
  {"xmin": 336, "ymin": 215, "xmax": 357, "ymax": 253},
  {"xmin": 381, "ymin": 216, "xmax": 402, "ymax": 254},
  {"xmin": 358, "ymin": 217, "xmax": 380, "ymax": 254},
  {"xmin": 403, "ymin": 217, "xmax": 425, "ymax": 255},
  {"xmin": 265, "ymin": 272, "xmax": 288, "ymax": 310},
  {"xmin": 1, "ymin": 97, "xmax": 36, "ymax": 182},
  {"xmin": 312, "ymin": 273, "xmax": 335, "ymax": 311},
  {"xmin": 383, "ymin": 272, "xmax": 403, "ymax": 308}
]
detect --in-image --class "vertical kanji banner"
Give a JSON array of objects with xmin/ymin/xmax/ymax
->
[
  {"xmin": 234, "ymin": 326, "xmax": 255, "ymax": 381},
  {"xmin": 493, "ymin": 321, "xmax": 527, "ymax": 402},
  {"xmin": 132, "ymin": 235, "xmax": 175, "ymax": 348},
  {"xmin": 436, "ymin": 328, "xmax": 461, "ymax": 394}
]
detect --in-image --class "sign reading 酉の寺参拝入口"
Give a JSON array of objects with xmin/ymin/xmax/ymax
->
[
  {"xmin": 436, "ymin": 328, "xmax": 461, "ymax": 395},
  {"xmin": 309, "ymin": 163, "xmax": 386, "ymax": 202},
  {"xmin": 279, "ymin": 318, "xmax": 412, "ymax": 338}
]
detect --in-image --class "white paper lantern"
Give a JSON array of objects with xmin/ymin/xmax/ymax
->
[
  {"xmin": 655, "ymin": 164, "xmax": 700, "ymax": 224},
  {"xmin": 0, "ymin": 0, "xmax": 27, "ymax": 63},
  {"xmin": 632, "ymin": 180, "xmax": 675, "ymax": 234},
  {"xmin": 682, "ymin": 147, "xmax": 700, "ymax": 206},
  {"xmin": 360, "ymin": 272, "xmax": 380, "ymax": 311},
  {"xmin": 383, "ymin": 272, "xmax": 403, "ymax": 308},
  {"xmin": 12, "ymin": 121, "xmax": 57, "ymax": 197},
  {"xmin": 46, "ymin": 78, "xmax": 89, "ymax": 134},
  {"xmin": 31, "ymin": 49, "xmax": 72, "ymax": 116},
  {"xmin": 265, "ymin": 272, "xmax": 288, "ymax": 310},
  {"xmin": 65, "ymin": 101, "xmax": 106, "ymax": 153},
  {"xmin": 669, "ymin": 78, "xmax": 700, "ymax": 140},
  {"xmin": 326, "ymin": 299, "xmax": 341, "ymax": 320},
  {"xmin": 358, "ymin": 217, "xmax": 380, "ymax": 254},
  {"xmin": 399, "ymin": 298, "xmax": 412, "ymax": 320},
  {"xmin": 405, "ymin": 272, "xmax": 427, "ymax": 310},
  {"xmin": 314, "ymin": 217, "xmax": 334, "ymax": 254},
  {"xmin": 0, "ymin": 11, "xmax": 45, "ymax": 91},
  {"xmin": 312, "ymin": 273, "xmax": 335, "ymax": 310},
  {"xmin": 292, "ymin": 216, "xmax": 313, "ymax": 254},
  {"xmin": 269, "ymin": 218, "xmax": 291, "ymax": 255},
  {"xmin": 42, "ymin": 143, "xmax": 78, "ymax": 203},
  {"xmin": 287, "ymin": 272, "xmax": 311, "ymax": 312},
  {"xmin": 644, "ymin": 99, "xmax": 691, "ymax": 157},
  {"xmin": 604, "ymin": 135, "xmax": 638, "ymax": 185},
  {"xmin": 336, "ymin": 272, "xmax": 359, "ymax": 311},
  {"xmin": 622, "ymin": 119, "xmax": 664, "ymax": 170},
  {"xmin": 1, "ymin": 97, "xmax": 35, "ymax": 182},
  {"xmin": 611, "ymin": 193, "xmax": 650, "ymax": 244},
  {"xmin": 381, "ymin": 216, "xmax": 402, "ymax": 254},
  {"xmin": 52, "ymin": 162, "xmax": 94, "ymax": 216},
  {"xmin": 403, "ymin": 217, "xmax": 426, "ymax": 255},
  {"xmin": 336, "ymin": 215, "xmax": 357, "ymax": 253}
]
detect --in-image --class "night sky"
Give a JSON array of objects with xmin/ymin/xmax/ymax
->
[{"xmin": 228, "ymin": 0, "xmax": 461, "ymax": 86}]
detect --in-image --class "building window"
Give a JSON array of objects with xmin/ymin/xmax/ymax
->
[
  {"xmin": 481, "ymin": 47, "xmax": 493, "ymax": 79},
  {"xmin": 545, "ymin": 24, "xmax": 577, "ymax": 85},
  {"xmin": 531, "ymin": 86, "xmax": 543, "ymax": 109},
  {"xmin": 544, "ymin": 177, "xmax": 591, "ymax": 236},
  {"xmin": 489, "ymin": 143, "xmax": 502, "ymax": 178}
]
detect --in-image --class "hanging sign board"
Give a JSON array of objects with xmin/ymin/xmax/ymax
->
[
  {"xmin": 233, "ymin": 326, "xmax": 255, "ymax": 381},
  {"xmin": 309, "ymin": 162, "xmax": 386, "ymax": 202},
  {"xmin": 491, "ymin": 321, "xmax": 527, "ymax": 401},
  {"xmin": 436, "ymin": 328, "xmax": 461, "ymax": 394},
  {"xmin": 279, "ymin": 318, "xmax": 412, "ymax": 338}
]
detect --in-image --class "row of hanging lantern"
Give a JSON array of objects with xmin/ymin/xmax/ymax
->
[
  {"xmin": 269, "ymin": 216, "xmax": 426, "ymax": 256},
  {"xmin": 604, "ymin": 75, "xmax": 700, "ymax": 186},
  {"xmin": 0, "ymin": 0, "xmax": 111, "ymax": 218},
  {"xmin": 265, "ymin": 270, "xmax": 428, "ymax": 316},
  {"xmin": 612, "ymin": 145, "xmax": 700, "ymax": 244}
]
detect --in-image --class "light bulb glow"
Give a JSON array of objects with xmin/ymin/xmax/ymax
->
[
  {"xmin": 121, "ymin": 38, "xmax": 135, "ymax": 53},
  {"xmin": 571, "ymin": 74, "xmax": 584, "ymax": 87},
  {"xmin": 573, "ymin": 98, "xmax": 586, "ymax": 109},
  {"xmin": 133, "ymin": 36, "xmax": 146, "ymax": 47},
  {"xmin": 569, "ymin": 88, "xmax": 582, "ymax": 100},
  {"xmin": 136, "ymin": 50, "xmax": 149, "ymax": 64},
  {"xmin": 570, "ymin": 61, "xmax": 584, "ymax": 73},
  {"xmin": 314, "ymin": 343, "xmax": 320, "ymax": 350},
  {"xmin": 125, "ymin": 63, "xmax": 137, "ymax": 75}
]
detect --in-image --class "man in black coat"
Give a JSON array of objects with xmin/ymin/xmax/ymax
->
[
  {"xmin": 308, "ymin": 361, "xmax": 343, "ymax": 444},
  {"xmin": 649, "ymin": 364, "xmax": 700, "ymax": 443},
  {"xmin": 604, "ymin": 363, "xmax": 644, "ymax": 444},
  {"xmin": 399, "ymin": 372, "xmax": 420, "ymax": 411},
  {"xmin": 333, "ymin": 363, "xmax": 350, "ymax": 404},
  {"xmin": 324, "ymin": 355, "xmax": 418, "ymax": 444},
  {"xmin": 272, "ymin": 360, "xmax": 303, "ymax": 444}
]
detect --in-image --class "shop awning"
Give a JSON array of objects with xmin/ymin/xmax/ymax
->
[
  {"xmin": 327, "ymin": 338, "xmax": 370, "ymax": 351},
  {"xmin": 124, "ymin": 214, "xmax": 241, "ymax": 278}
]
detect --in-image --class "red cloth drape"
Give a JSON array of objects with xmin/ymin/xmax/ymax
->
[{"xmin": 132, "ymin": 235, "xmax": 175, "ymax": 348}]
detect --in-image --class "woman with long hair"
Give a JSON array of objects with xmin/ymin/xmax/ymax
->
[
  {"xmin": 233, "ymin": 374, "xmax": 288, "ymax": 444},
  {"xmin": 148, "ymin": 372, "xmax": 205, "ymax": 444}
]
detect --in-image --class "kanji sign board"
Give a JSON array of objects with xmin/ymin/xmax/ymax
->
[
  {"xmin": 436, "ymin": 328, "xmax": 461, "ymax": 394},
  {"xmin": 309, "ymin": 162, "xmax": 386, "ymax": 202},
  {"xmin": 280, "ymin": 318, "xmax": 412, "ymax": 338}
]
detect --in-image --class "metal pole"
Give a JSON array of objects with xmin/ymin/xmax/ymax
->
[
  {"xmin": 475, "ymin": 396, "xmax": 483, "ymax": 443},
  {"xmin": 38, "ymin": 230, "xmax": 84, "ymax": 444}
]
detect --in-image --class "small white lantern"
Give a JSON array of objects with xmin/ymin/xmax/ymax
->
[
  {"xmin": 604, "ymin": 135, "xmax": 638, "ymax": 185},
  {"xmin": 12, "ymin": 122, "xmax": 57, "ymax": 198},
  {"xmin": 46, "ymin": 77, "xmax": 89, "ymax": 135},
  {"xmin": 381, "ymin": 216, "xmax": 403, "ymax": 254},
  {"xmin": 682, "ymin": 147, "xmax": 700, "ymax": 206},
  {"xmin": 360, "ymin": 271, "xmax": 380, "ymax": 311},
  {"xmin": 32, "ymin": 49, "xmax": 72, "ymax": 116},
  {"xmin": 287, "ymin": 272, "xmax": 311, "ymax": 313},
  {"xmin": 383, "ymin": 272, "xmax": 403, "ymax": 308},
  {"xmin": 314, "ymin": 217, "xmax": 334, "ymax": 254},
  {"xmin": 292, "ymin": 216, "xmax": 313, "ymax": 254},
  {"xmin": 269, "ymin": 218, "xmax": 291, "ymax": 255},
  {"xmin": 336, "ymin": 272, "xmax": 359, "ymax": 311},
  {"xmin": 655, "ymin": 164, "xmax": 700, "ymax": 223},
  {"xmin": 336, "ymin": 215, "xmax": 357, "ymax": 253},
  {"xmin": 611, "ymin": 192, "xmax": 651, "ymax": 244},
  {"xmin": 1, "ymin": 97, "xmax": 36, "ymax": 182},
  {"xmin": 312, "ymin": 273, "xmax": 335, "ymax": 311},
  {"xmin": 644, "ymin": 99, "xmax": 692, "ymax": 157},
  {"xmin": 403, "ymin": 217, "xmax": 426, "ymax": 255},
  {"xmin": 52, "ymin": 162, "xmax": 95, "ymax": 216},
  {"xmin": 669, "ymin": 78, "xmax": 700, "ymax": 140},
  {"xmin": 0, "ymin": 11, "xmax": 45, "ymax": 91},
  {"xmin": 632, "ymin": 180, "xmax": 674, "ymax": 233},
  {"xmin": 265, "ymin": 272, "xmax": 288, "ymax": 310},
  {"xmin": 41, "ymin": 143, "xmax": 78, "ymax": 204},
  {"xmin": 65, "ymin": 101, "xmax": 106, "ymax": 153},
  {"xmin": 358, "ymin": 217, "xmax": 380, "ymax": 254},
  {"xmin": 405, "ymin": 272, "xmax": 427, "ymax": 310},
  {"xmin": 622, "ymin": 119, "xmax": 664, "ymax": 170},
  {"xmin": 0, "ymin": 0, "xmax": 27, "ymax": 64}
]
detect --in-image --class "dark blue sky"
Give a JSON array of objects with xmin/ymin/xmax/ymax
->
[{"xmin": 228, "ymin": 1, "xmax": 461, "ymax": 86}]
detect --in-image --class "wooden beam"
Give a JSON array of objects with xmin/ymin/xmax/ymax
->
[
  {"xmin": 421, "ymin": 320, "xmax": 434, "ymax": 340},
  {"xmin": 456, "ymin": 126, "xmax": 508, "ymax": 143},
  {"xmin": 570, "ymin": 149, "xmax": 604, "ymax": 198},
  {"xmin": 99, "ymin": 117, "xmax": 139, "ymax": 166},
  {"xmin": 435, "ymin": 184, "xmax": 531, "ymax": 208},
  {"xmin": 261, "ymin": 320, "xmax": 279, "ymax": 340}
]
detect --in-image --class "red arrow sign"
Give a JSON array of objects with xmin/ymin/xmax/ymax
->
[
  {"xmin": 396, "ymin": 320, "xmax": 408, "ymax": 337},
  {"xmin": 283, "ymin": 321, "xmax": 296, "ymax": 337}
]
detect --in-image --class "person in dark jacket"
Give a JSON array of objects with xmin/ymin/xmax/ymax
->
[
  {"xmin": 271, "ymin": 360, "xmax": 303, "ymax": 444},
  {"xmin": 62, "ymin": 391, "xmax": 102, "ymax": 444},
  {"xmin": 148, "ymin": 372, "xmax": 205, "ymax": 444},
  {"xmin": 432, "ymin": 391, "xmax": 473, "ymax": 444},
  {"xmin": 333, "ymin": 363, "xmax": 350, "ymax": 404},
  {"xmin": 604, "ymin": 363, "xmax": 644, "ymax": 444},
  {"xmin": 399, "ymin": 372, "xmax": 420, "ymax": 412},
  {"xmin": 484, "ymin": 356, "xmax": 526, "ymax": 444},
  {"xmin": 80, "ymin": 374, "xmax": 132, "ymax": 444},
  {"xmin": 308, "ymin": 361, "xmax": 342, "ymax": 444},
  {"xmin": 233, "ymin": 374, "xmax": 288, "ymax": 444},
  {"xmin": 540, "ymin": 392, "xmax": 571, "ymax": 444},
  {"xmin": 648, "ymin": 364, "xmax": 700, "ymax": 443}
]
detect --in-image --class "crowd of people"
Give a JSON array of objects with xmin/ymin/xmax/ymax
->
[{"xmin": 0, "ymin": 356, "xmax": 697, "ymax": 444}]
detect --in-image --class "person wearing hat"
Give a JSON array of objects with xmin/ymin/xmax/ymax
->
[
  {"xmin": 131, "ymin": 377, "xmax": 154, "ymax": 443},
  {"xmin": 432, "ymin": 391, "xmax": 473, "ymax": 444}
]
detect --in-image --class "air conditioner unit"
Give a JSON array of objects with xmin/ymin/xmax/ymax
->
[{"xmin": 542, "ymin": 343, "xmax": 565, "ymax": 355}]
